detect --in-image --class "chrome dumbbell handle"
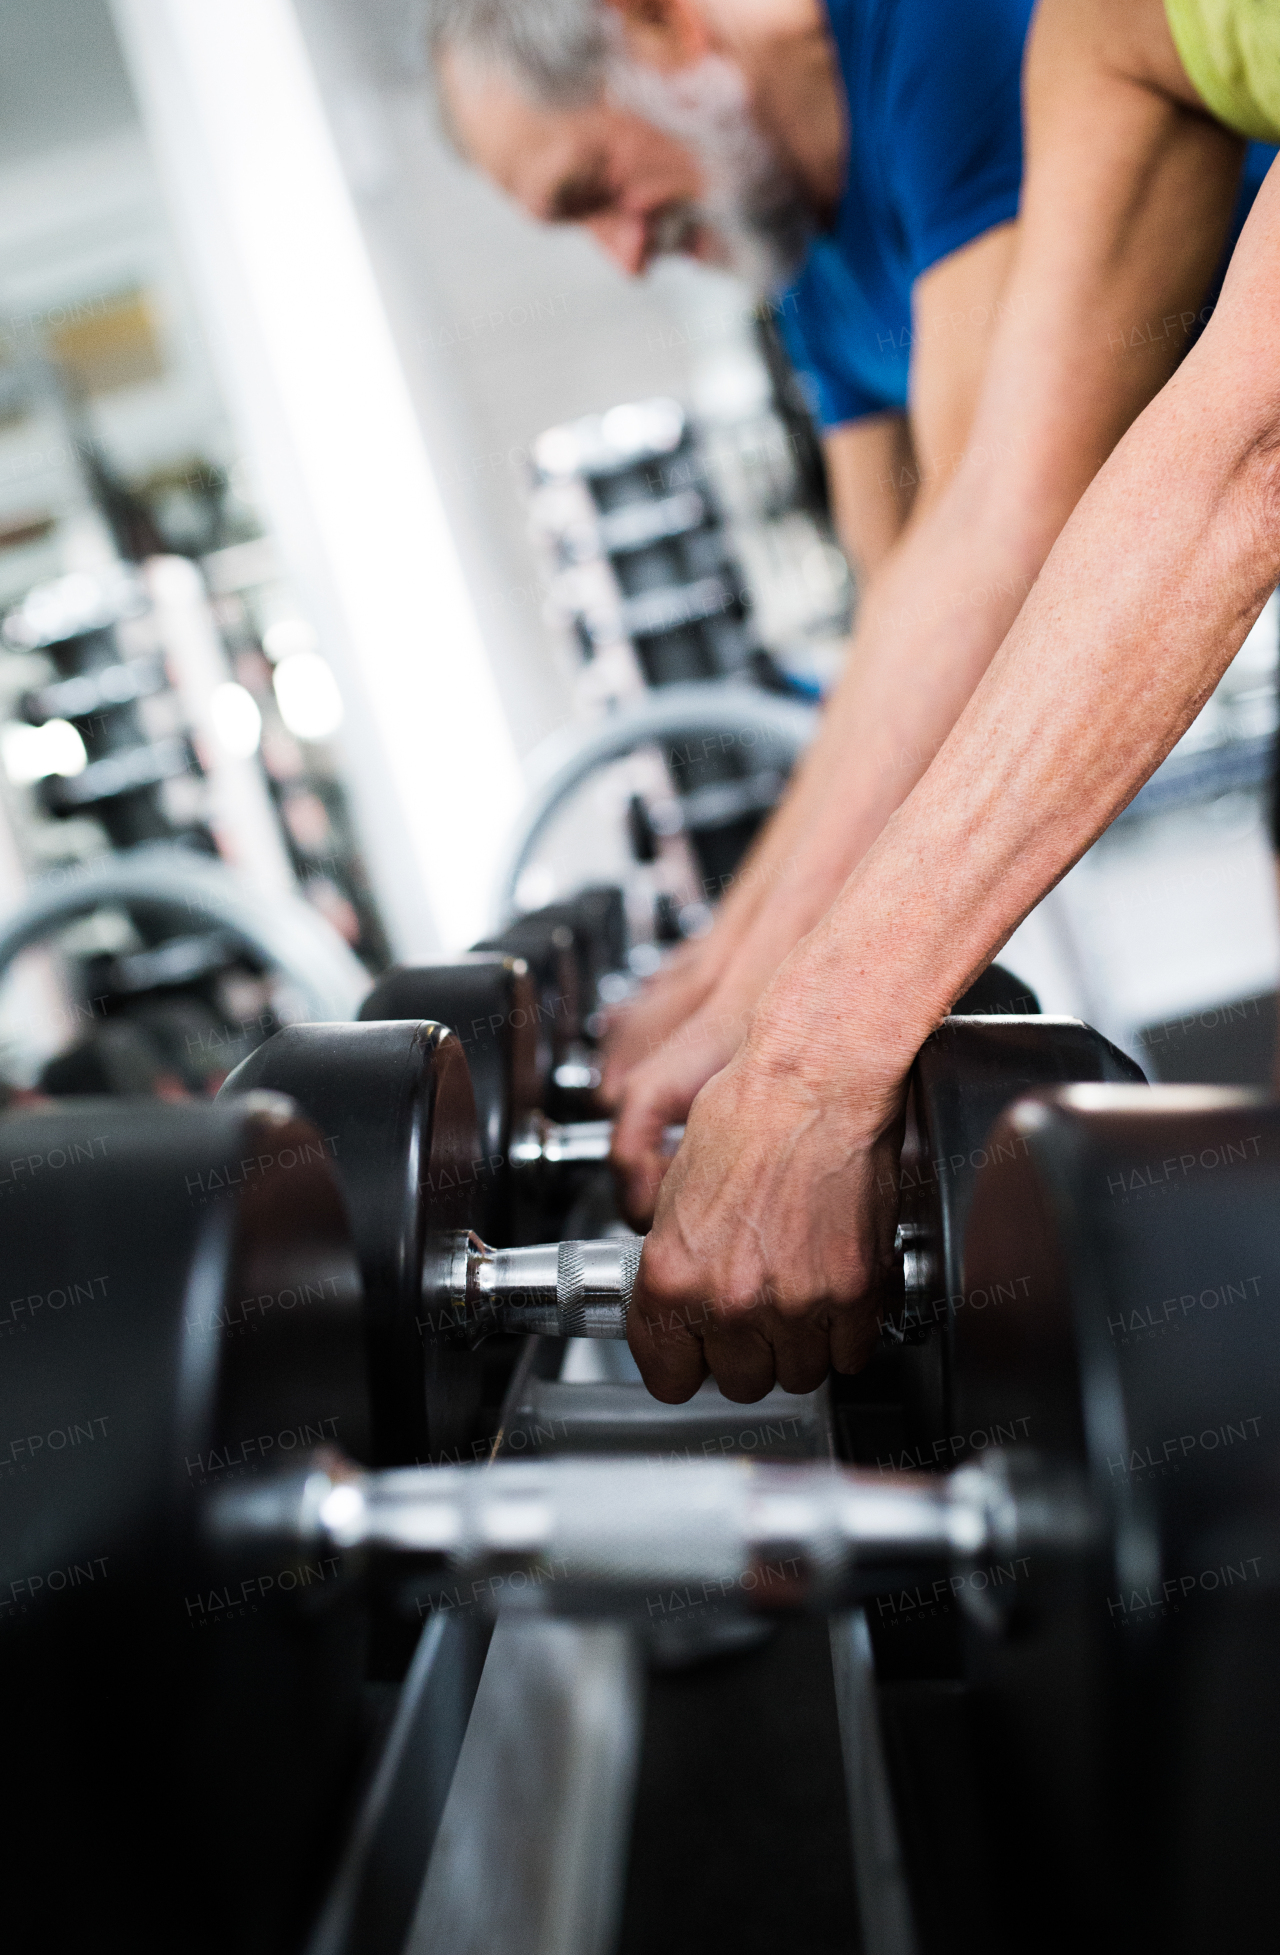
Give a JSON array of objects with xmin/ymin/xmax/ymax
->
[
  {"xmin": 507, "ymin": 1113, "xmax": 684, "ymax": 1169},
  {"xmin": 433, "ymin": 1215, "xmax": 928, "ymax": 1352},
  {"xmin": 212, "ymin": 1449, "xmax": 1086, "ymax": 1617},
  {"xmin": 439, "ymin": 1230, "xmax": 643, "ymax": 1344}
]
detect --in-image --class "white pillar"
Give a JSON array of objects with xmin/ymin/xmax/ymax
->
[{"xmin": 109, "ymin": 0, "xmax": 525, "ymax": 954}]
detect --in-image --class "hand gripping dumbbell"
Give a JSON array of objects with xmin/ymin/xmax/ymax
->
[
  {"xmin": 229, "ymin": 1005, "xmax": 1140, "ymax": 1376},
  {"xmin": 356, "ymin": 950, "xmax": 1042, "ymax": 1244},
  {"xmin": 219, "ymin": 1007, "xmax": 1141, "ymax": 1472}
]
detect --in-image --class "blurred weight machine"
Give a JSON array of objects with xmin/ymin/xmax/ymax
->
[{"xmin": 521, "ymin": 307, "xmax": 849, "ymax": 963}]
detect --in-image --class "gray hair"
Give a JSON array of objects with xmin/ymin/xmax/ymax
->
[{"xmin": 426, "ymin": 0, "xmax": 612, "ymax": 105}]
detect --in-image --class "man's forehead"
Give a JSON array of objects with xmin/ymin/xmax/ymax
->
[{"xmin": 439, "ymin": 50, "xmax": 605, "ymax": 199}]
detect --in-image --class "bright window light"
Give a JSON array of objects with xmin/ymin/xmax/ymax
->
[
  {"xmin": 273, "ymin": 652, "xmax": 344, "ymax": 742},
  {"xmin": 210, "ymin": 680, "xmax": 263, "ymax": 758},
  {"xmin": 2, "ymin": 719, "xmax": 88, "ymax": 785},
  {"xmin": 110, "ymin": 0, "xmax": 526, "ymax": 950},
  {"xmin": 263, "ymin": 618, "xmax": 319, "ymax": 663},
  {"xmin": 514, "ymin": 863, "xmax": 558, "ymax": 913}
]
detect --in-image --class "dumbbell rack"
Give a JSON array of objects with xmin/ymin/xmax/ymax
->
[
  {"xmin": 7, "ymin": 922, "xmax": 1280, "ymax": 1955},
  {"xmin": 214, "ymin": 946, "xmax": 1142, "ymax": 1955}
]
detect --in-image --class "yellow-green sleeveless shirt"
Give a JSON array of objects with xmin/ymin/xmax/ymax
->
[{"xmin": 1165, "ymin": 0, "xmax": 1280, "ymax": 141}]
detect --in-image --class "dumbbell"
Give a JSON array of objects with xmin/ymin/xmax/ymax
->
[
  {"xmin": 356, "ymin": 955, "xmax": 610, "ymax": 1242},
  {"xmin": 456, "ymin": 886, "xmax": 628, "ymax": 1139},
  {"xmin": 0, "ymin": 1097, "xmax": 371, "ymax": 1955},
  {"xmin": 888, "ymin": 1010, "xmax": 1144, "ymax": 1448},
  {"xmin": 218, "ymin": 1020, "xmax": 648, "ymax": 1468},
  {"xmin": 950, "ymin": 1083, "xmax": 1280, "ymax": 1951},
  {"xmin": 357, "ymin": 951, "xmax": 1043, "ymax": 1242},
  {"xmin": 217, "ymin": 1007, "xmax": 1139, "ymax": 1475},
  {"xmin": 0, "ymin": 1085, "xmax": 650, "ymax": 1952},
  {"xmin": 368, "ymin": 967, "xmax": 683, "ymax": 1242},
  {"xmin": 354, "ymin": 967, "xmax": 1120, "ymax": 1336},
  {"xmin": 219, "ymin": 992, "xmax": 1137, "ymax": 1458},
  {"xmin": 473, "ymin": 883, "xmax": 630, "ymax": 1097}
]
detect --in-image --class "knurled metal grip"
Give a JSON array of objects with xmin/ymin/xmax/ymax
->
[
  {"xmin": 441, "ymin": 1231, "xmax": 642, "ymax": 1346},
  {"xmin": 557, "ymin": 1239, "xmax": 587, "ymax": 1335},
  {"xmin": 556, "ymin": 1234, "xmax": 643, "ymax": 1337}
]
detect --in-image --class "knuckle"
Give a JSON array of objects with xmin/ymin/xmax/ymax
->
[
  {"xmin": 720, "ymin": 1286, "xmax": 767, "ymax": 1319},
  {"xmin": 638, "ymin": 1247, "xmax": 693, "ymax": 1302}
]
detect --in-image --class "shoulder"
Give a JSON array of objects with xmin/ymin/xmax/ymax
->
[
  {"xmin": 862, "ymin": 0, "xmax": 1034, "ymax": 164},
  {"xmin": 871, "ymin": 0, "xmax": 1035, "ymax": 96},
  {"xmin": 859, "ymin": 0, "xmax": 1033, "ymax": 271}
]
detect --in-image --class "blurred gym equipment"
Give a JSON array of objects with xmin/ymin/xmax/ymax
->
[
  {"xmin": 0, "ymin": 563, "xmax": 382, "ymax": 1099},
  {"xmin": 0, "ymin": 842, "xmax": 369, "ymax": 1025},
  {"xmin": 493, "ymin": 684, "xmax": 815, "ymax": 931}
]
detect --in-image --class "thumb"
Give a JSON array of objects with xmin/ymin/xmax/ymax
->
[{"xmin": 611, "ymin": 1071, "xmax": 694, "ymax": 1227}]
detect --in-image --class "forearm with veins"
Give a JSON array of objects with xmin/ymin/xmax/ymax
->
[{"xmin": 773, "ymin": 293, "xmax": 1280, "ymax": 1075}]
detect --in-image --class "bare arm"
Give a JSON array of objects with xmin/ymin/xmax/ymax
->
[
  {"xmin": 682, "ymin": 3, "xmax": 1242, "ymax": 1007},
  {"xmin": 598, "ymin": 411, "xmax": 917, "ymax": 1090},
  {"xmin": 801, "ymin": 191, "xmax": 1280, "ymax": 1087},
  {"xmin": 628, "ymin": 0, "xmax": 1276, "ymax": 1399},
  {"xmin": 824, "ymin": 413, "xmax": 915, "ymax": 582},
  {"xmin": 603, "ymin": 219, "xmax": 1018, "ymax": 1124},
  {"xmin": 610, "ymin": 0, "xmax": 1244, "ymax": 1218},
  {"xmin": 821, "ymin": 218, "xmax": 1029, "ymax": 589}
]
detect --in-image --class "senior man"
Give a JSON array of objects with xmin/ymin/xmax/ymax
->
[
  {"xmin": 436, "ymin": 0, "xmax": 1279, "ymax": 1404},
  {"xmin": 433, "ymin": 0, "xmax": 1035, "ymax": 595},
  {"xmin": 430, "ymin": 0, "xmax": 1270, "ymax": 1218}
]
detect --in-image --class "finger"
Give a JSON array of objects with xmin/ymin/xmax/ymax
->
[
  {"xmin": 611, "ymin": 1086, "xmax": 686, "ymax": 1222},
  {"xmin": 610, "ymin": 1088, "xmax": 664, "ymax": 1174},
  {"xmin": 598, "ymin": 1023, "xmax": 639, "ymax": 1106},
  {"xmin": 829, "ymin": 1302, "xmax": 882, "ymax": 1377},
  {"xmin": 627, "ymin": 1285, "xmax": 709, "ymax": 1404},
  {"xmin": 701, "ymin": 1324, "xmax": 778, "ymax": 1404},
  {"xmin": 617, "ymin": 1151, "xmax": 670, "ymax": 1230},
  {"xmin": 768, "ymin": 1315, "xmax": 833, "ymax": 1396},
  {"xmin": 596, "ymin": 1061, "xmax": 625, "ymax": 1111}
]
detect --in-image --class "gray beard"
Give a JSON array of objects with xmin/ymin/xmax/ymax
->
[{"xmin": 606, "ymin": 53, "xmax": 815, "ymax": 298}]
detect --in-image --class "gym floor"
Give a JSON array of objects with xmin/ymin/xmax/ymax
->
[{"xmin": 619, "ymin": 1621, "xmax": 860, "ymax": 1955}]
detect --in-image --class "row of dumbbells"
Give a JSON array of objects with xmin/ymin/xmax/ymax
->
[{"xmin": 3, "ymin": 944, "xmax": 1279, "ymax": 1951}]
